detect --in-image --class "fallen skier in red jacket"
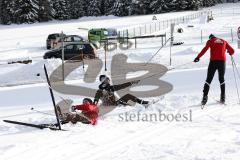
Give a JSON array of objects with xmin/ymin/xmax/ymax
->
[
  {"xmin": 57, "ymin": 98, "xmax": 99, "ymax": 125},
  {"xmin": 72, "ymin": 98, "xmax": 99, "ymax": 125}
]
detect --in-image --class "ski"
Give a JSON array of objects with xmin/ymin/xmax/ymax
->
[
  {"xmin": 3, "ymin": 120, "xmax": 60, "ymax": 130},
  {"xmin": 215, "ymin": 100, "xmax": 227, "ymax": 106},
  {"xmin": 187, "ymin": 102, "xmax": 223, "ymax": 110},
  {"xmin": 44, "ymin": 64, "xmax": 62, "ymax": 130},
  {"xmin": 201, "ymin": 101, "xmax": 226, "ymax": 109}
]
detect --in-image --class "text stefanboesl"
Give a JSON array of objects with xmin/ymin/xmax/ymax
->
[{"xmin": 119, "ymin": 109, "xmax": 192, "ymax": 122}]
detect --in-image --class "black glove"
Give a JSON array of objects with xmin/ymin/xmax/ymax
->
[
  {"xmin": 194, "ymin": 57, "xmax": 200, "ymax": 63},
  {"xmin": 93, "ymin": 100, "xmax": 98, "ymax": 105},
  {"xmin": 131, "ymin": 80, "xmax": 140, "ymax": 85}
]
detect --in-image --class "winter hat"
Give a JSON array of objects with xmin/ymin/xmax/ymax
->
[
  {"xmin": 209, "ymin": 34, "xmax": 216, "ymax": 39},
  {"xmin": 99, "ymin": 75, "xmax": 109, "ymax": 83},
  {"xmin": 83, "ymin": 98, "xmax": 93, "ymax": 104}
]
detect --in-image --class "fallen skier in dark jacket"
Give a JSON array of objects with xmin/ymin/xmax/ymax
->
[{"xmin": 94, "ymin": 75, "xmax": 150, "ymax": 108}]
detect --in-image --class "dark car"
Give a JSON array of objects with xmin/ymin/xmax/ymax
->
[
  {"xmin": 46, "ymin": 33, "xmax": 66, "ymax": 49},
  {"xmin": 43, "ymin": 43, "xmax": 96, "ymax": 60}
]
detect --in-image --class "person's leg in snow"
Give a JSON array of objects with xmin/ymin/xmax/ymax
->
[
  {"xmin": 217, "ymin": 61, "xmax": 226, "ymax": 103},
  {"xmin": 117, "ymin": 94, "xmax": 150, "ymax": 108},
  {"xmin": 202, "ymin": 60, "xmax": 226, "ymax": 105},
  {"xmin": 202, "ymin": 61, "xmax": 217, "ymax": 105}
]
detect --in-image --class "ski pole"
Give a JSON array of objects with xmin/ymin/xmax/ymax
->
[
  {"xmin": 145, "ymin": 38, "xmax": 171, "ymax": 65},
  {"xmin": 30, "ymin": 107, "xmax": 55, "ymax": 116},
  {"xmin": 231, "ymin": 55, "xmax": 240, "ymax": 80},
  {"xmin": 231, "ymin": 56, "xmax": 240, "ymax": 104},
  {"xmin": 140, "ymin": 61, "xmax": 193, "ymax": 81},
  {"xmin": 38, "ymin": 73, "xmax": 72, "ymax": 106}
]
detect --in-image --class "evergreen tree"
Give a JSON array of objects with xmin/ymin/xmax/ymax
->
[
  {"xmin": 150, "ymin": 0, "xmax": 167, "ymax": 14},
  {"xmin": 177, "ymin": 0, "xmax": 189, "ymax": 10},
  {"xmin": 140, "ymin": 0, "xmax": 152, "ymax": 15},
  {"xmin": 14, "ymin": 0, "xmax": 39, "ymax": 24},
  {"xmin": 186, "ymin": 0, "xmax": 201, "ymax": 10},
  {"xmin": 111, "ymin": 0, "xmax": 130, "ymax": 16},
  {"xmin": 52, "ymin": 0, "xmax": 70, "ymax": 20},
  {"xmin": 0, "ymin": 0, "xmax": 2, "ymax": 23},
  {"xmin": 130, "ymin": 0, "xmax": 142, "ymax": 15},
  {"xmin": 88, "ymin": 0, "xmax": 102, "ymax": 16},
  {"xmin": 202, "ymin": 0, "xmax": 215, "ymax": 7},
  {"xmin": 130, "ymin": 0, "xmax": 152, "ymax": 15},
  {"xmin": 166, "ymin": 0, "xmax": 178, "ymax": 12},
  {"xmin": 68, "ymin": 0, "xmax": 88, "ymax": 19},
  {"xmin": 38, "ymin": 0, "xmax": 53, "ymax": 22},
  {"xmin": 0, "ymin": 0, "xmax": 16, "ymax": 24},
  {"xmin": 103, "ymin": 0, "xmax": 114, "ymax": 15}
]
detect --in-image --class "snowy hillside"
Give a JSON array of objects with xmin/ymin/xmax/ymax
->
[{"xmin": 1, "ymin": 2, "xmax": 240, "ymax": 160}]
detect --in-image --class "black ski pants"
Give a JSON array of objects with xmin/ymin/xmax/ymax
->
[
  {"xmin": 203, "ymin": 60, "xmax": 226, "ymax": 97},
  {"xmin": 117, "ymin": 94, "xmax": 148, "ymax": 105}
]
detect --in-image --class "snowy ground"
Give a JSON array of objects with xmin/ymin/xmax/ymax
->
[{"xmin": 1, "ymin": 2, "xmax": 240, "ymax": 160}]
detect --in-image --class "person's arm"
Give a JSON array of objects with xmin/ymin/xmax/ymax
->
[
  {"xmin": 112, "ymin": 80, "xmax": 140, "ymax": 91},
  {"xmin": 94, "ymin": 89, "xmax": 103, "ymax": 105},
  {"xmin": 197, "ymin": 40, "xmax": 211, "ymax": 58},
  {"xmin": 226, "ymin": 42, "xmax": 234, "ymax": 55},
  {"xmin": 74, "ymin": 104, "xmax": 86, "ymax": 110}
]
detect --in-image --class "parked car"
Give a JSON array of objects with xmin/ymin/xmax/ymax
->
[
  {"xmin": 52, "ymin": 35, "xmax": 85, "ymax": 49},
  {"xmin": 88, "ymin": 28, "xmax": 117, "ymax": 48},
  {"xmin": 43, "ymin": 43, "xmax": 96, "ymax": 60},
  {"xmin": 46, "ymin": 33, "xmax": 66, "ymax": 50}
]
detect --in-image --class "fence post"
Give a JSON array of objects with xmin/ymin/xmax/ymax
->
[
  {"xmin": 150, "ymin": 24, "xmax": 152, "ymax": 34},
  {"xmin": 161, "ymin": 36, "xmax": 163, "ymax": 46},
  {"xmin": 133, "ymin": 28, "xmax": 136, "ymax": 37},
  {"xmin": 140, "ymin": 26, "xmax": 142, "ymax": 36},
  {"xmin": 155, "ymin": 22, "xmax": 157, "ymax": 32},
  {"xmin": 145, "ymin": 24, "xmax": 147, "ymax": 34},
  {"xmin": 159, "ymin": 21, "xmax": 161, "ymax": 31},
  {"xmin": 135, "ymin": 37, "xmax": 137, "ymax": 49},
  {"xmin": 104, "ymin": 42, "xmax": 107, "ymax": 71},
  {"xmin": 231, "ymin": 28, "xmax": 233, "ymax": 42},
  {"xmin": 127, "ymin": 29, "xmax": 129, "ymax": 49},
  {"xmin": 117, "ymin": 31, "xmax": 121, "ymax": 50},
  {"xmin": 61, "ymin": 31, "xmax": 65, "ymax": 81}
]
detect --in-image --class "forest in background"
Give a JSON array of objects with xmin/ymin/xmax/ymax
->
[{"xmin": 0, "ymin": 0, "xmax": 223, "ymax": 25}]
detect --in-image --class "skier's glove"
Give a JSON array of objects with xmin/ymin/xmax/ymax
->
[
  {"xmin": 194, "ymin": 57, "xmax": 200, "ymax": 63},
  {"xmin": 94, "ymin": 100, "xmax": 98, "ymax": 105},
  {"xmin": 131, "ymin": 80, "xmax": 140, "ymax": 85}
]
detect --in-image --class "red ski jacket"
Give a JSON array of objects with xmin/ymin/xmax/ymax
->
[
  {"xmin": 74, "ymin": 103, "xmax": 99, "ymax": 125},
  {"xmin": 197, "ymin": 38, "xmax": 234, "ymax": 61}
]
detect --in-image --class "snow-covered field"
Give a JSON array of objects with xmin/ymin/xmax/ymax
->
[{"xmin": 1, "ymin": 3, "xmax": 240, "ymax": 160}]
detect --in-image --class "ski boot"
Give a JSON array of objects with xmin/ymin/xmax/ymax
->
[
  {"xmin": 201, "ymin": 95, "xmax": 208, "ymax": 106},
  {"xmin": 220, "ymin": 94, "xmax": 225, "ymax": 104},
  {"xmin": 143, "ymin": 103, "xmax": 150, "ymax": 108}
]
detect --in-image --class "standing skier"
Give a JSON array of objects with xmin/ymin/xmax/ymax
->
[
  {"xmin": 194, "ymin": 34, "xmax": 234, "ymax": 105},
  {"xmin": 94, "ymin": 75, "xmax": 150, "ymax": 108}
]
